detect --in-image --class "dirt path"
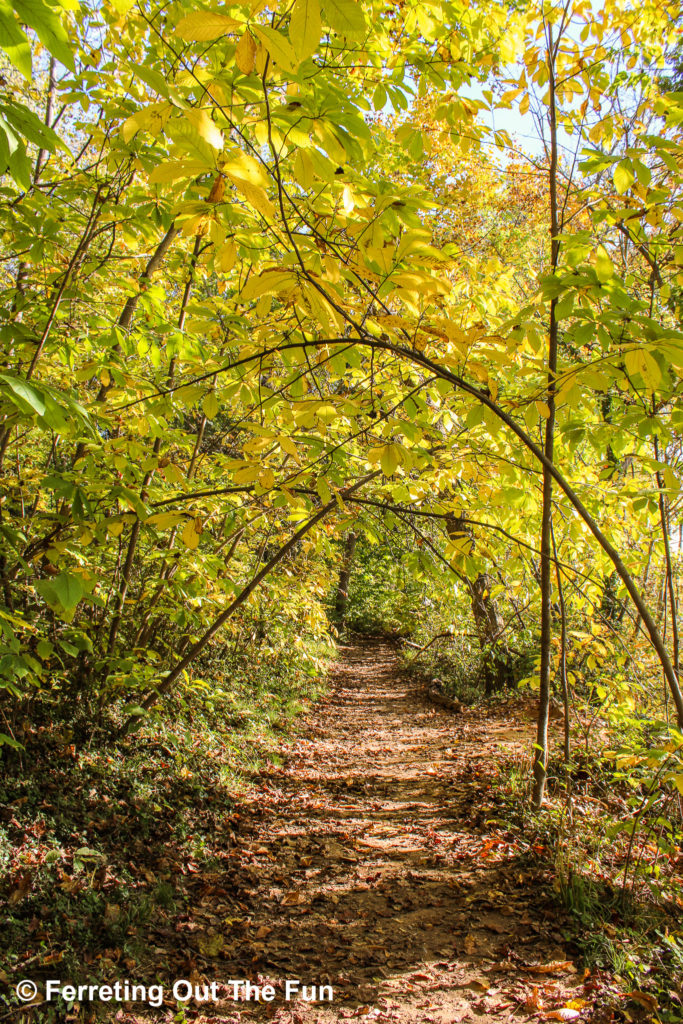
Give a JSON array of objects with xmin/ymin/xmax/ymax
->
[{"xmin": 193, "ymin": 640, "xmax": 590, "ymax": 1024}]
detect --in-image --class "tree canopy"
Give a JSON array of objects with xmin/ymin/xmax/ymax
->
[{"xmin": 1, "ymin": 0, "xmax": 683, "ymax": 841}]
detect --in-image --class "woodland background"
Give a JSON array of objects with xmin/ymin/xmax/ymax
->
[{"xmin": 1, "ymin": 0, "xmax": 683, "ymax": 1018}]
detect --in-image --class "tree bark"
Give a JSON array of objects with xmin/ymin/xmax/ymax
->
[
  {"xmin": 468, "ymin": 574, "xmax": 512, "ymax": 693},
  {"xmin": 533, "ymin": 19, "xmax": 560, "ymax": 809}
]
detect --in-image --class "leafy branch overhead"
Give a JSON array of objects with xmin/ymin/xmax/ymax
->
[{"xmin": 0, "ymin": 0, "xmax": 682, "ymax": 879}]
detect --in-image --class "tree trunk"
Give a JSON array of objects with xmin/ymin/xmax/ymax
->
[
  {"xmin": 533, "ymin": 19, "xmax": 560, "ymax": 809},
  {"xmin": 468, "ymin": 574, "xmax": 512, "ymax": 694}
]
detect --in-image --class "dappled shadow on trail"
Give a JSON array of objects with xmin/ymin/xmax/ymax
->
[{"xmin": 162, "ymin": 640, "xmax": 591, "ymax": 1024}]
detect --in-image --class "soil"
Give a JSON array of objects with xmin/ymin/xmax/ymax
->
[{"xmin": 152, "ymin": 640, "xmax": 601, "ymax": 1024}]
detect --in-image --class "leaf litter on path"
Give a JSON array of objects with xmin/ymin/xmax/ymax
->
[{"xmin": 111, "ymin": 640, "xmax": 621, "ymax": 1023}]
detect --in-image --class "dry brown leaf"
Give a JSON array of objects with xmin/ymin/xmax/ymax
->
[
  {"xmin": 281, "ymin": 890, "xmax": 304, "ymax": 905},
  {"xmin": 526, "ymin": 960, "xmax": 575, "ymax": 974},
  {"xmin": 626, "ymin": 990, "xmax": 658, "ymax": 1011},
  {"xmin": 464, "ymin": 933, "xmax": 477, "ymax": 953},
  {"xmin": 542, "ymin": 1011, "xmax": 581, "ymax": 1021},
  {"xmin": 207, "ymin": 175, "xmax": 225, "ymax": 203}
]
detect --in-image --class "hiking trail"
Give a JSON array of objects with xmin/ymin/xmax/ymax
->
[{"xmin": 161, "ymin": 639, "xmax": 596, "ymax": 1024}]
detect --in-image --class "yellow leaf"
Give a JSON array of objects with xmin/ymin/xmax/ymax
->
[
  {"xmin": 641, "ymin": 350, "xmax": 661, "ymax": 388},
  {"xmin": 217, "ymin": 239, "xmax": 237, "ymax": 272},
  {"xmin": 122, "ymin": 103, "xmax": 172, "ymax": 143},
  {"xmin": 203, "ymin": 391, "xmax": 219, "ymax": 419},
  {"xmin": 316, "ymin": 477, "xmax": 331, "ymax": 502},
  {"xmin": 293, "ymin": 148, "xmax": 315, "ymax": 189},
  {"xmin": 613, "ymin": 160, "xmax": 635, "ymax": 195},
  {"xmin": 252, "ymin": 25, "xmax": 299, "ymax": 72},
  {"xmin": 233, "ymin": 463, "xmax": 260, "ymax": 484},
  {"xmin": 279, "ymin": 436, "xmax": 299, "ymax": 457},
  {"xmin": 323, "ymin": 0, "xmax": 365, "ymax": 38},
  {"xmin": 380, "ymin": 443, "xmax": 402, "ymax": 477},
  {"xmin": 235, "ymin": 29, "xmax": 257, "ymax": 74},
  {"xmin": 240, "ymin": 269, "xmax": 294, "ymax": 302},
  {"xmin": 290, "ymin": 0, "xmax": 321, "ymax": 60},
  {"xmin": 185, "ymin": 108, "xmax": 223, "ymax": 151},
  {"xmin": 595, "ymin": 244, "xmax": 613, "ymax": 283},
  {"xmin": 149, "ymin": 159, "xmax": 207, "ymax": 184},
  {"xmin": 226, "ymin": 175, "xmax": 275, "ymax": 218},
  {"xmin": 535, "ymin": 401, "xmax": 551, "ymax": 419},
  {"xmin": 146, "ymin": 512, "xmax": 185, "ymax": 529},
  {"xmin": 221, "ymin": 149, "xmax": 269, "ymax": 188},
  {"xmin": 175, "ymin": 11, "xmax": 240, "ymax": 41},
  {"xmin": 181, "ymin": 518, "xmax": 202, "ymax": 550}
]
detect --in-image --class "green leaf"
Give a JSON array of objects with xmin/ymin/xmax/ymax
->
[
  {"xmin": 0, "ymin": 1, "xmax": 31, "ymax": 77},
  {"xmin": 0, "ymin": 373, "xmax": 46, "ymax": 416},
  {"xmin": 36, "ymin": 573, "xmax": 84, "ymax": 616},
  {"xmin": 0, "ymin": 101, "xmax": 65, "ymax": 152},
  {"xmin": 0, "ymin": 732, "xmax": 24, "ymax": 749},
  {"xmin": 12, "ymin": 0, "xmax": 75, "ymax": 71},
  {"xmin": 50, "ymin": 573, "xmax": 85, "ymax": 611}
]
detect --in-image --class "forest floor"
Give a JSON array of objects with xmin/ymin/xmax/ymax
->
[
  {"xmin": 120, "ymin": 639, "xmax": 627, "ymax": 1024},
  {"xmin": 6, "ymin": 638, "xmax": 660, "ymax": 1024}
]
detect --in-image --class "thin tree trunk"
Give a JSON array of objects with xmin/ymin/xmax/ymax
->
[
  {"xmin": 654, "ymin": 436, "xmax": 679, "ymax": 678},
  {"xmin": 533, "ymin": 20, "xmax": 560, "ymax": 809},
  {"xmin": 551, "ymin": 521, "xmax": 570, "ymax": 762}
]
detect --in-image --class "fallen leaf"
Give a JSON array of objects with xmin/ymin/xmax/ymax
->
[
  {"xmin": 464, "ymin": 933, "xmax": 477, "ymax": 954},
  {"xmin": 542, "ymin": 1011, "xmax": 580, "ymax": 1021},
  {"xmin": 526, "ymin": 960, "xmax": 575, "ymax": 974},
  {"xmin": 626, "ymin": 991, "xmax": 658, "ymax": 1011},
  {"xmin": 282, "ymin": 891, "xmax": 305, "ymax": 905},
  {"xmin": 198, "ymin": 933, "xmax": 225, "ymax": 957}
]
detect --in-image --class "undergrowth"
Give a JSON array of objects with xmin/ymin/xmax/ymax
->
[
  {"xmin": 493, "ymin": 736, "xmax": 683, "ymax": 1022},
  {"xmin": 0, "ymin": 636, "xmax": 332, "ymax": 1017}
]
